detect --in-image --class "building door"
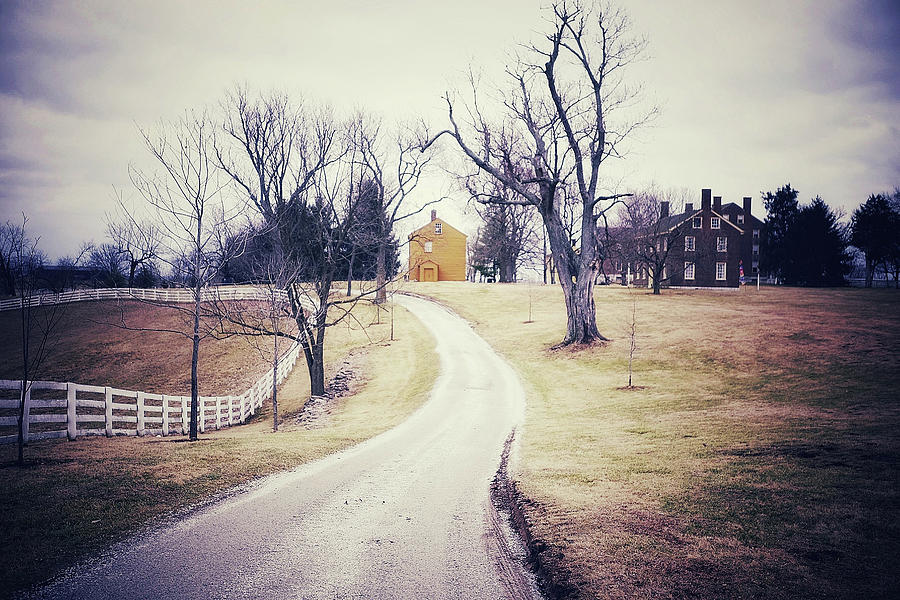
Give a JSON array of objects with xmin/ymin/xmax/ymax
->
[{"xmin": 422, "ymin": 266, "xmax": 437, "ymax": 282}]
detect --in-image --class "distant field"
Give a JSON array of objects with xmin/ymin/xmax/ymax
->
[
  {"xmin": 0, "ymin": 300, "xmax": 280, "ymax": 395},
  {"xmin": 413, "ymin": 282, "xmax": 900, "ymax": 600},
  {"xmin": 0, "ymin": 298, "xmax": 436, "ymax": 597}
]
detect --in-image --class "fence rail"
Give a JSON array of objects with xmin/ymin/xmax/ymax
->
[
  {"xmin": 0, "ymin": 341, "xmax": 301, "ymax": 444},
  {"xmin": 0, "ymin": 286, "xmax": 314, "ymax": 312},
  {"xmin": 0, "ymin": 286, "xmax": 311, "ymax": 444}
]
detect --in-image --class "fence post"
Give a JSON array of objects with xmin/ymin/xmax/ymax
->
[
  {"xmin": 227, "ymin": 396, "xmax": 234, "ymax": 426},
  {"xmin": 136, "ymin": 391, "xmax": 145, "ymax": 436},
  {"xmin": 239, "ymin": 394, "xmax": 247, "ymax": 423},
  {"xmin": 22, "ymin": 382, "xmax": 31, "ymax": 444},
  {"xmin": 181, "ymin": 397, "xmax": 188, "ymax": 435},
  {"xmin": 67, "ymin": 383, "xmax": 77, "ymax": 440},
  {"xmin": 162, "ymin": 395, "xmax": 169, "ymax": 436},
  {"xmin": 104, "ymin": 387, "xmax": 113, "ymax": 437},
  {"xmin": 199, "ymin": 398, "xmax": 206, "ymax": 433},
  {"xmin": 215, "ymin": 397, "xmax": 221, "ymax": 430}
]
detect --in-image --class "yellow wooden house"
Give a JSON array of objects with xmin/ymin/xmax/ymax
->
[{"xmin": 408, "ymin": 210, "xmax": 467, "ymax": 281}]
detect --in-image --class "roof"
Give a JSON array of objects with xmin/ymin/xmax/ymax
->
[
  {"xmin": 408, "ymin": 217, "xmax": 467, "ymax": 240},
  {"xmin": 659, "ymin": 208, "xmax": 745, "ymax": 234},
  {"xmin": 720, "ymin": 202, "xmax": 765, "ymax": 228}
]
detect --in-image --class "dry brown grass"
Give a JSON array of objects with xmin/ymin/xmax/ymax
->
[
  {"xmin": 0, "ymin": 300, "xmax": 280, "ymax": 395},
  {"xmin": 413, "ymin": 281, "xmax": 900, "ymax": 600},
  {"xmin": 0, "ymin": 299, "xmax": 436, "ymax": 598}
]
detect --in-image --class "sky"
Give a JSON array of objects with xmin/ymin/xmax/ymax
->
[{"xmin": 1, "ymin": 0, "xmax": 898, "ymax": 260}]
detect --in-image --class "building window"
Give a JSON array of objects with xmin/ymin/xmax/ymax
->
[
  {"xmin": 424, "ymin": 241, "xmax": 433, "ymax": 253},
  {"xmin": 717, "ymin": 236, "xmax": 727, "ymax": 252},
  {"xmin": 684, "ymin": 262, "xmax": 695, "ymax": 280},
  {"xmin": 692, "ymin": 217, "xmax": 702, "ymax": 229},
  {"xmin": 753, "ymin": 229, "xmax": 760, "ymax": 239},
  {"xmin": 752, "ymin": 243, "xmax": 759, "ymax": 256},
  {"xmin": 737, "ymin": 214, "xmax": 745, "ymax": 224},
  {"xmin": 711, "ymin": 217, "xmax": 720, "ymax": 229},
  {"xmin": 723, "ymin": 214, "xmax": 730, "ymax": 221},
  {"xmin": 685, "ymin": 236, "xmax": 695, "ymax": 251},
  {"xmin": 434, "ymin": 223, "xmax": 442, "ymax": 234},
  {"xmin": 716, "ymin": 262, "xmax": 727, "ymax": 280}
]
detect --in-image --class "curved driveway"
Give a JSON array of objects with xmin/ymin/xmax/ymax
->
[{"xmin": 31, "ymin": 295, "xmax": 539, "ymax": 600}]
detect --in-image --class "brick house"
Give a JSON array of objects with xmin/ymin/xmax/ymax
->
[
  {"xmin": 407, "ymin": 210, "xmax": 467, "ymax": 281},
  {"xmin": 625, "ymin": 188, "xmax": 764, "ymax": 288}
]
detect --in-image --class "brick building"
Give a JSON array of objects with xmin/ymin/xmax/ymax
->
[{"xmin": 625, "ymin": 188, "xmax": 765, "ymax": 289}]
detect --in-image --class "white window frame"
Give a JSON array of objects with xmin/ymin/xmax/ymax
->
[
  {"xmin": 684, "ymin": 262, "xmax": 695, "ymax": 281},
  {"xmin": 692, "ymin": 217, "xmax": 702, "ymax": 229},
  {"xmin": 717, "ymin": 236, "xmax": 727, "ymax": 252},
  {"xmin": 716, "ymin": 262, "xmax": 727, "ymax": 280},
  {"xmin": 424, "ymin": 241, "xmax": 433, "ymax": 253},
  {"xmin": 434, "ymin": 223, "xmax": 442, "ymax": 234},
  {"xmin": 737, "ymin": 214, "xmax": 745, "ymax": 224},
  {"xmin": 753, "ymin": 229, "xmax": 760, "ymax": 239},
  {"xmin": 685, "ymin": 236, "xmax": 695, "ymax": 252},
  {"xmin": 711, "ymin": 216, "xmax": 721, "ymax": 229}
]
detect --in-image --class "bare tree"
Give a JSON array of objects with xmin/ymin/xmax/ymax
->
[
  {"xmin": 8, "ymin": 216, "xmax": 67, "ymax": 465},
  {"xmin": 212, "ymin": 244, "xmax": 301, "ymax": 432},
  {"xmin": 0, "ymin": 221, "xmax": 24, "ymax": 297},
  {"xmin": 353, "ymin": 114, "xmax": 439, "ymax": 303},
  {"xmin": 618, "ymin": 188, "xmax": 687, "ymax": 294},
  {"xmin": 218, "ymin": 89, "xmax": 380, "ymax": 397},
  {"xmin": 106, "ymin": 202, "xmax": 162, "ymax": 288},
  {"xmin": 128, "ymin": 111, "xmax": 246, "ymax": 441},
  {"xmin": 87, "ymin": 243, "xmax": 127, "ymax": 288},
  {"xmin": 423, "ymin": 1, "xmax": 654, "ymax": 344}
]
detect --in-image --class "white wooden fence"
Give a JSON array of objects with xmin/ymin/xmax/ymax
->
[
  {"xmin": 0, "ymin": 341, "xmax": 301, "ymax": 444},
  {"xmin": 0, "ymin": 286, "xmax": 307, "ymax": 312},
  {"xmin": 0, "ymin": 286, "xmax": 313, "ymax": 444}
]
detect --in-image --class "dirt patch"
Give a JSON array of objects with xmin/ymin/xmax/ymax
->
[{"xmin": 294, "ymin": 351, "xmax": 365, "ymax": 428}]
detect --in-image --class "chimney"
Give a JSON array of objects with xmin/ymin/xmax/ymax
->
[
  {"xmin": 701, "ymin": 188, "xmax": 712, "ymax": 211},
  {"xmin": 660, "ymin": 201, "xmax": 669, "ymax": 218},
  {"xmin": 743, "ymin": 196, "xmax": 752, "ymax": 216},
  {"xmin": 685, "ymin": 202, "xmax": 693, "ymax": 213},
  {"xmin": 713, "ymin": 195, "xmax": 722, "ymax": 212},
  {"xmin": 431, "ymin": 209, "xmax": 437, "ymax": 222}
]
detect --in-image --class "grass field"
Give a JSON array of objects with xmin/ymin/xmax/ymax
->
[
  {"xmin": 0, "ymin": 299, "xmax": 436, "ymax": 597},
  {"xmin": 413, "ymin": 282, "xmax": 900, "ymax": 600}
]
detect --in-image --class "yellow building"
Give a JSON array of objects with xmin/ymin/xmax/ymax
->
[{"xmin": 408, "ymin": 210, "xmax": 467, "ymax": 281}]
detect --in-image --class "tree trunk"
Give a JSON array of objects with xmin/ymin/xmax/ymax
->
[
  {"xmin": 375, "ymin": 240, "xmax": 387, "ymax": 304},
  {"xmin": 303, "ymin": 332, "xmax": 326, "ymax": 397},
  {"xmin": 271, "ymin": 343, "xmax": 279, "ymax": 432},
  {"xmin": 128, "ymin": 262, "xmax": 137, "ymax": 288},
  {"xmin": 189, "ymin": 287, "xmax": 201, "ymax": 441},
  {"xmin": 346, "ymin": 246, "xmax": 355, "ymax": 296},
  {"xmin": 865, "ymin": 256, "xmax": 874, "ymax": 288},
  {"xmin": 652, "ymin": 267, "xmax": 661, "ymax": 295},
  {"xmin": 17, "ymin": 297, "xmax": 30, "ymax": 466},
  {"xmin": 543, "ymin": 211, "xmax": 606, "ymax": 345}
]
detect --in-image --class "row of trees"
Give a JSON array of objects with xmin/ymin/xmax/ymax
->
[
  {"xmin": 762, "ymin": 184, "xmax": 900, "ymax": 288},
  {"xmin": 850, "ymin": 190, "xmax": 900, "ymax": 287}
]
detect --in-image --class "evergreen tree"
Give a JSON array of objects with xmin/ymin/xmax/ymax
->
[{"xmin": 851, "ymin": 193, "xmax": 900, "ymax": 287}]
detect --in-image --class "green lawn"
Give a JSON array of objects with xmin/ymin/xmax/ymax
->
[{"xmin": 412, "ymin": 282, "xmax": 900, "ymax": 600}]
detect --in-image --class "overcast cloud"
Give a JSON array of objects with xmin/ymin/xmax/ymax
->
[{"xmin": 1, "ymin": 0, "xmax": 898, "ymax": 258}]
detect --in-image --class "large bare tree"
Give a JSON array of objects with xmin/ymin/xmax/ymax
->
[
  {"xmin": 218, "ymin": 89, "xmax": 379, "ymax": 396},
  {"xmin": 353, "ymin": 114, "xmax": 439, "ymax": 303},
  {"xmin": 128, "ymin": 111, "xmax": 246, "ymax": 441},
  {"xmin": 424, "ymin": 1, "xmax": 653, "ymax": 344}
]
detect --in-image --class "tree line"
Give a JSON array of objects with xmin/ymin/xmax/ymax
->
[{"xmin": 761, "ymin": 184, "xmax": 900, "ymax": 288}]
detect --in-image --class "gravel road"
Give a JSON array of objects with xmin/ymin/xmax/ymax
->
[{"xmin": 30, "ymin": 295, "xmax": 540, "ymax": 600}]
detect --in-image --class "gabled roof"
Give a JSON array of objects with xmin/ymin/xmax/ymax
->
[
  {"xmin": 720, "ymin": 202, "xmax": 765, "ymax": 228},
  {"xmin": 659, "ymin": 208, "xmax": 744, "ymax": 234},
  {"xmin": 408, "ymin": 217, "xmax": 467, "ymax": 240}
]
